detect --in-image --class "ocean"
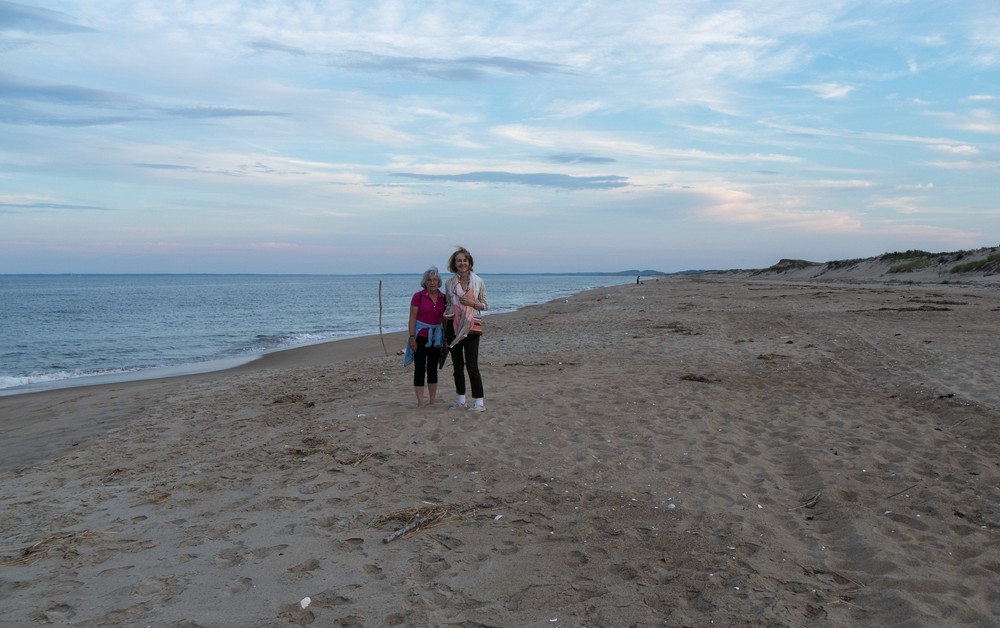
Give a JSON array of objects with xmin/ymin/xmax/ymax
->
[{"xmin": 0, "ymin": 274, "xmax": 632, "ymax": 395}]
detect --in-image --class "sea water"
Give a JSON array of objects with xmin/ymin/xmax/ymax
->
[{"xmin": 0, "ymin": 274, "xmax": 632, "ymax": 394}]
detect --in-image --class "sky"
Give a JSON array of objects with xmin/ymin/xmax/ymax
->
[{"xmin": 1, "ymin": 0, "xmax": 998, "ymax": 274}]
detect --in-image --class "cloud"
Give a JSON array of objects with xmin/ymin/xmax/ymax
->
[
  {"xmin": 493, "ymin": 124, "xmax": 799, "ymax": 165},
  {"xmin": 0, "ymin": 200, "xmax": 108, "ymax": 213},
  {"xmin": 0, "ymin": 72, "xmax": 127, "ymax": 105},
  {"xmin": 0, "ymin": 103, "xmax": 141, "ymax": 126},
  {"xmin": 544, "ymin": 99, "xmax": 610, "ymax": 119},
  {"xmin": 132, "ymin": 163, "xmax": 201, "ymax": 172},
  {"xmin": 0, "ymin": 0, "xmax": 92, "ymax": 33},
  {"xmin": 0, "ymin": 73, "xmax": 282, "ymax": 126},
  {"xmin": 546, "ymin": 153, "xmax": 617, "ymax": 164},
  {"xmin": 810, "ymin": 179, "xmax": 874, "ymax": 190},
  {"xmin": 159, "ymin": 106, "xmax": 284, "ymax": 119},
  {"xmin": 248, "ymin": 38, "xmax": 309, "ymax": 56},
  {"xmin": 959, "ymin": 109, "xmax": 1000, "ymax": 134},
  {"xmin": 929, "ymin": 144, "xmax": 980, "ymax": 155},
  {"xmin": 696, "ymin": 186, "xmax": 864, "ymax": 233},
  {"xmin": 761, "ymin": 120, "xmax": 966, "ymax": 147},
  {"xmin": 912, "ymin": 34, "xmax": 947, "ymax": 47},
  {"xmin": 800, "ymin": 82, "xmax": 855, "ymax": 100},
  {"xmin": 390, "ymin": 171, "xmax": 629, "ymax": 189},
  {"xmin": 329, "ymin": 51, "xmax": 575, "ymax": 81},
  {"xmin": 871, "ymin": 196, "xmax": 924, "ymax": 214},
  {"xmin": 925, "ymin": 108, "xmax": 1000, "ymax": 134},
  {"xmin": 131, "ymin": 161, "xmax": 311, "ymax": 179},
  {"xmin": 926, "ymin": 159, "xmax": 1000, "ymax": 171}
]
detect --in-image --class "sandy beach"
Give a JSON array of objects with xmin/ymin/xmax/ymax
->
[{"xmin": 1, "ymin": 275, "xmax": 998, "ymax": 626}]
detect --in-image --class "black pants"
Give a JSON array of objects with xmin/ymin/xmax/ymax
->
[
  {"xmin": 445, "ymin": 324, "xmax": 484, "ymax": 398},
  {"xmin": 412, "ymin": 336, "xmax": 441, "ymax": 387}
]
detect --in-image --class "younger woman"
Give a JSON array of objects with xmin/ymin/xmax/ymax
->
[{"xmin": 443, "ymin": 246, "xmax": 489, "ymax": 412}]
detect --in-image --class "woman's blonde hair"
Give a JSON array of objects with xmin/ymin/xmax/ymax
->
[{"xmin": 447, "ymin": 246, "xmax": 474, "ymax": 273}]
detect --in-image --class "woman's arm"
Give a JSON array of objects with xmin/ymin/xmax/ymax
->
[
  {"xmin": 408, "ymin": 305, "xmax": 419, "ymax": 349},
  {"xmin": 442, "ymin": 278, "xmax": 455, "ymax": 318},
  {"xmin": 476, "ymin": 279, "xmax": 489, "ymax": 312}
]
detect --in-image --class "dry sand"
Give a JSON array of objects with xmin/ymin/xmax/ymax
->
[{"xmin": 1, "ymin": 276, "xmax": 998, "ymax": 627}]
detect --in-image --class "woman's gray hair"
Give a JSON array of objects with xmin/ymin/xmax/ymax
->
[{"xmin": 420, "ymin": 265, "xmax": 440, "ymax": 289}]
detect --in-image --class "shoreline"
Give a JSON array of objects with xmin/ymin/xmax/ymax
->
[
  {"xmin": 0, "ymin": 327, "xmax": 412, "ymax": 472},
  {"xmin": 2, "ymin": 276, "xmax": 997, "ymax": 626},
  {"xmin": 0, "ymin": 333, "xmax": 391, "ymax": 399},
  {"xmin": 1, "ymin": 273, "xmax": 638, "ymax": 398}
]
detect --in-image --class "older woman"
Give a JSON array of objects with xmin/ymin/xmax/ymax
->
[
  {"xmin": 443, "ymin": 246, "xmax": 489, "ymax": 412},
  {"xmin": 406, "ymin": 266, "xmax": 446, "ymax": 407}
]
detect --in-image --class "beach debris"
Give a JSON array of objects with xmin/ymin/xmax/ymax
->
[
  {"xmin": 788, "ymin": 492, "xmax": 821, "ymax": 511},
  {"xmin": 885, "ymin": 483, "xmax": 920, "ymax": 499},
  {"xmin": 102, "ymin": 467, "xmax": 126, "ymax": 482},
  {"xmin": 346, "ymin": 451, "xmax": 375, "ymax": 465},
  {"xmin": 300, "ymin": 597, "xmax": 311, "ymax": 609},
  {"xmin": 334, "ymin": 449, "xmax": 386, "ymax": 466},
  {"xmin": 502, "ymin": 361, "xmax": 579, "ymax": 368},
  {"xmin": 681, "ymin": 373, "xmax": 719, "ymax": 383},
  {"xmin": 375, "ymin": 502, "xmax": 496, "ymax": 543},
  {"xmin": 272, "ymin": 392, "xmax": 307, "ymax": 404},
  {"xmin": 2, "ymin": 530, "xmax": 109, "ymax": 566},
  {"xmin": 655, "ymin": 321, "xmax": 700, "ymax": 335}
]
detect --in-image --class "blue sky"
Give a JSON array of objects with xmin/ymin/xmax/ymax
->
[{"xmin": 1, "ymin": 0, "xmax": 998, "ymax": 273}]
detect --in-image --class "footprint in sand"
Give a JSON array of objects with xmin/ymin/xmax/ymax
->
[
  {"xmin": 39, "ymin": 603, "xmax": 75, "ymax": 623},
  {"xmin": 288, "ymin": 558, "xmax": 320, "ymax": 573},
  {"xmin": 224, "ymin": 576, "xmax": 253, "ymax": 596},
  {"xmin": 362, "ymin": 563, "xmax": 384, "ymax": 578},
  {"xmin": 340, "ymin": 537, "xmax": 365, "ymax": 552},
  {"xmin": 214, "ymin": 548, "xmax": 244, "ymax": 568},
  {"xmin": 491, "ymin": 540, "xmax": 518, "ymax": 556},
  {"xmin": 564, "ymin": 549, "xmax": 589, "ymax": 566}
]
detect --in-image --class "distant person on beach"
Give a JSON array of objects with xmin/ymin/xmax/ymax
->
[
  {"xmin": 405, "ymin": 266, "xmax": 446, "ymax": 407},
  {"xmin": 443, "ymin": 246, "xmax": 489, "ymax": 412}
]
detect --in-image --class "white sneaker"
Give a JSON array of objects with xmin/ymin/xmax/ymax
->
[
  {"xmin": 449, "ymin": 400, "xmax": 467, "ymax": 410},
  {"xmin": 470, "ymin": 403, "xmax": 486, "ymax": 413}
]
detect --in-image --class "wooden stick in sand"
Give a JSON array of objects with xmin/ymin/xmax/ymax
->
[{"xmin": 378, "ymin": 279, "xmax": 387, "ymax": 356}]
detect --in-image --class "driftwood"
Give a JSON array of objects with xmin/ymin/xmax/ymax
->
[
  {"xmin": 788, "ymin": 492, "xmax": 821, "ymax": 511},
  {"xmin": 2, "ymin": 530, "xmax": 109, "ymax": 566},
  {"xmin": 885, "ymin": 483, "xmax": 920, "ymax": 499},
  {"xmin": 376, "ymin": 502, "xmax": 495, "ymax": 543}
]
